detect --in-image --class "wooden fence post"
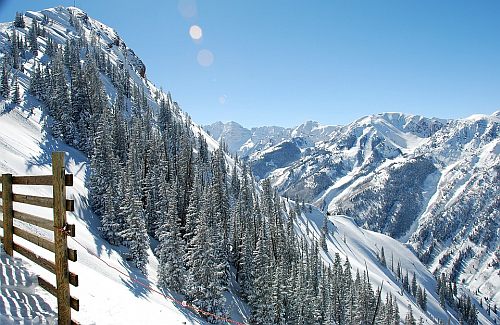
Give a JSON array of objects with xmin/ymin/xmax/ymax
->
[
  {"xmin": 52, "ymin": 152, "xmax": 71, "ymax": 324},
  {"xmin": 2, "ymin": 173, "xmax": 13, "ymax": 256}
]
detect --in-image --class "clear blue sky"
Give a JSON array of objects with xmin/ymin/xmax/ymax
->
[{"xmin": 1, "ymin": 0, "xmax": 500, "ymax": 127}]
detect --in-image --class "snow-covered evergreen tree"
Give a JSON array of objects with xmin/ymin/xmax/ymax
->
[
  {"xmin": 1, "ymin": 58, "xmax": 10, "ymax": 99},
  {"xmin": 14, "ymin": 12, "xmax": 25, "ymax": 28}
]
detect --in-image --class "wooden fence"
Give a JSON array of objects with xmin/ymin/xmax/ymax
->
[{"xmin": 0, "ymin": 152, "xmax": 79, "ymax": 325}]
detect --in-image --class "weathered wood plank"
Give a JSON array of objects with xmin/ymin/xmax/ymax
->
[
  {"xmin": 68, "ymin": 248, "xmax": 77, "ymax": 262},
  {"xmin": 66, "ymin": 199, "xmax": 74, "ymax": 212},
  {"xmin": 12, "ymin": 175, "xmax": 52, "ymax": 185},
  {"xmin": 12, "ymin": 193, "xmax": 74, "ymax": 211},
  {"xmin": 13, "ymin": 225, "xmax": 54, "ymax": 252},
  {"xmin": 12, "ymin": 174, "xmax": 73, "ymax": 186},
  {"xmin": 13, "ymin": 193, "xmax": 52, "ymax": 208},
  {"xmin": 13, "ymin": 242, "xmax": 78, "ymax": 286},
  {"xmin": 37, "ymin": 276, "xmax": 79, "ymax": 311},
  {"xmin": 13, "ymin": 225, "xmax": 77, "ymax": 262},
  {"xmin": 13, "ymin": 210, "xmax": 53, "ymax": 231},
  {"xmin": 53, "ymin": 152, "xmax": 72, "ymax": 324},
  {"xmin": 2, "ymin": 174, "xmax": 13, "ymax": 256},
  {"xmin": 66, "ymin": 224, "xmax": 76, "ymax": 237}
]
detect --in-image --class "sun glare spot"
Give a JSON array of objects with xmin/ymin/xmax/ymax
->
[
  {"xmin": 189, "ymin": 25, "xmax": 203, "ymax": 40},
  {"xmin": 178, "ymin": 0, "xmax": 197, "ymax": 18},
  {"xmin": 197, "ymin": 49, "xmax": 214, "ymax": 67}
]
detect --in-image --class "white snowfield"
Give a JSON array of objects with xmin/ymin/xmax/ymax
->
[{"xmin": 0, "ymin": 105, "xmax": 212, "ymax": 324}]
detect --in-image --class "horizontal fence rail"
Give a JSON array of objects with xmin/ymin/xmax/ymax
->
[
  {"xmin": 0, "ymin": 152, "xmax": 78, "ymax": 324},
  {"xmin": 0, "ymin": 174, "xmax": 73, "ymax": 186}
]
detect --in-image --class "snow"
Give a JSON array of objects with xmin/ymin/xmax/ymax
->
[
  {"xmin": 0, "ymin": 6, "xmax": 244, "ymax": 323},
  {"xmin": 287, "ymin": 200, "xmax": 452, "ymax": 324},
  {"xmin": 288, "ymin": 200, "xmax": 497, "ymax": 324},
  {"xmin": 251, "ymin": 109, "xmax": 499, "ymax": 315},
  {"xmin": 1, "ymin": 6, "xmax": 498, "ymax": 324},
  {"xmin": 0, "ymin": 104, "xmax": 212, "ymax": 324},
  {"xmin": 1, "ymin": 100, "xmax": 489, "ymax": 323},
  {"xmin": 0, "ymin": 243, "xmax": 56, "ymax": 324}
]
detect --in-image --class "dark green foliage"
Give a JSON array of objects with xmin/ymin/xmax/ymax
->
[
  {"xmin": 1, "ymin": 58, "xmax": 10, "ymax": 99},
  {"xmin": 12, "ymin": 76, "xmax": 21, "ymax": 104},
  {"xmin": 14, "ymin": 12, "xmax": 25, "ymax": 28}
]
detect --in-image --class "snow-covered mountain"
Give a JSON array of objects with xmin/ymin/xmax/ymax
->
[
  {"xmin": 204, "ymin": 120, "xmax": 339, "ymax": 161},
  {"xmin": 217, "ymin": 112, "xmax": 499, "ymax": 310},
  {"xmin": 0, "ymin": 6, "xmax": 497, "ymax": 324},
  {"xmin": 1, "ymin": 101, "xmax": 494, "ymax": 324}
]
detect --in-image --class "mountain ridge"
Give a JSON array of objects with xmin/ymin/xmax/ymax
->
[
  {"xmin": 0, "ymin": 6, "xmax": 497, "ymax": 324},
  {"xmin": 209, "ymin": 111, "xmax": 499, "ymax": 309}
]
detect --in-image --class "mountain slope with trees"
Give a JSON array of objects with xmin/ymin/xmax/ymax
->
[
  {"xmin": 0, "ymin": 7, "xmax": 496, "ymax": 324},
  {"xmin": 213, "ymin": 113, "xmax": 499, "ymax": 311}
]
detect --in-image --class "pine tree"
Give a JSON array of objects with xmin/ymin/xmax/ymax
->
[
  {"xmin": 28, "ymin": 18, "xmax": 39, "ymax": 56},
  {"xmin": 422, "ymin": 287, "xmax": 428, "ymax": 311},
  {"xmin": 119, "ymin": 135, "xmax": 149, "ymax": 274},
  {"xmin": 411, "ymin": 272, "xmax": 417, "ymax": 297},
  {"xmin": 185, "ymin": 189, "xmax": 227, "ymax": 322},
  {"xmin": 405, "ymin": 304, "xmax": 416, "ymax": 325},
  {"xmin": 29, "ymin": 63, "xmax": 44, "ymax": 99},
  {"xmin": 11, "ymin": 30, "xmax": 20, "ymax": 70},
  {"xmin": 393, "ymin": 300, "xmax": 400, "ymax": 325},
  {"xmin": 380, "ymin": 246, "xmax": 386, "ymax": 267},
  {"xmin": 120, "ymin": 197, "xmax": 149, "ymax": 273},
  {"xmin": 14, "ymin": 12, "xmax": 26, "ymax": 28},
  {"xmin": 1, "ymin": 59, "xmax": 10, "ymax": 99},
  {"xmin": 156, "ymin": 181, "xmax": 186, "ymax": 293},
  {"xmin": 403, "ymin": 270, "xmax": 409, "ymax": 292},
  {"xmin": 320, "ymin": 214, "xmax": 328, "ymax": 251},
  {"xmin": 12, "ymin": 76, "xmax": 21, "ymax": 104},
  {"xmin": 439, "ymin": 285, "xmax": 446, "ymax": 309},
  {"xmin": 416, "ymin": 286, "xmax": 423, "ymax": 309},
  {"xmin": 99, "ymin": 177, "xmax": 123, "ymax": 245},
  {"xmin": 249, "ymin": 222, "xmax": 274, "ymax": 324},
  {"xmin": 47, "ymin": 50, "xmax": 73, "ymax": 141}
]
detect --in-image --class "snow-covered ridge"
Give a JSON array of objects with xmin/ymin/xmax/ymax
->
[
  {"xmin": 211, "ymin": 111, "xmax": 499, "ymax": 309},
  {"xmin": 0, "ymin": 6, "xmax": 497, "ymax": 324},
  {"xmin": 2, "ymin": 101, "xmax": 495, "ymax": 324}
]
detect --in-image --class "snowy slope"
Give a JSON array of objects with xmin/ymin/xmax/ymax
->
[
  {"xmin": 0, "ymin": 242, "xmax": 56, "ymax": 324},
  {"xmin": 0, "ymin": 7, "xmax": 244, "ymax": 324},
  {"xmin": 2, "ymin": 102, "xmax": 490, "ymax": 324},
  {"xmin": 295, "ymin": 200, "xmax": 498, "ymax": 324},
  {"xmin": 0, "ymin": 103, "xmax": 223, "ymax": 324},
  {"xmin": 228, "ymin": 111, "xmax": 499, "ymax": 309},
  {"xmin": 285, "ymin": 200, "xmax": 496, "ymax": 325},
  {"xmin": 1, "ymin": 6, "xmax": 497, "ymax": 324}
]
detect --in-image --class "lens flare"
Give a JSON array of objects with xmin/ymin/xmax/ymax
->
[
  {"xmin": 197, "ymin": 49, "xmax": 214, "ymax": 67},
  {"xmin": 189, "ymin": 25, "xmax": 203, "ymax": 40},
  {"xmin": 177, "ymin": 0, "xmax": 197, "ymax": 18}
]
